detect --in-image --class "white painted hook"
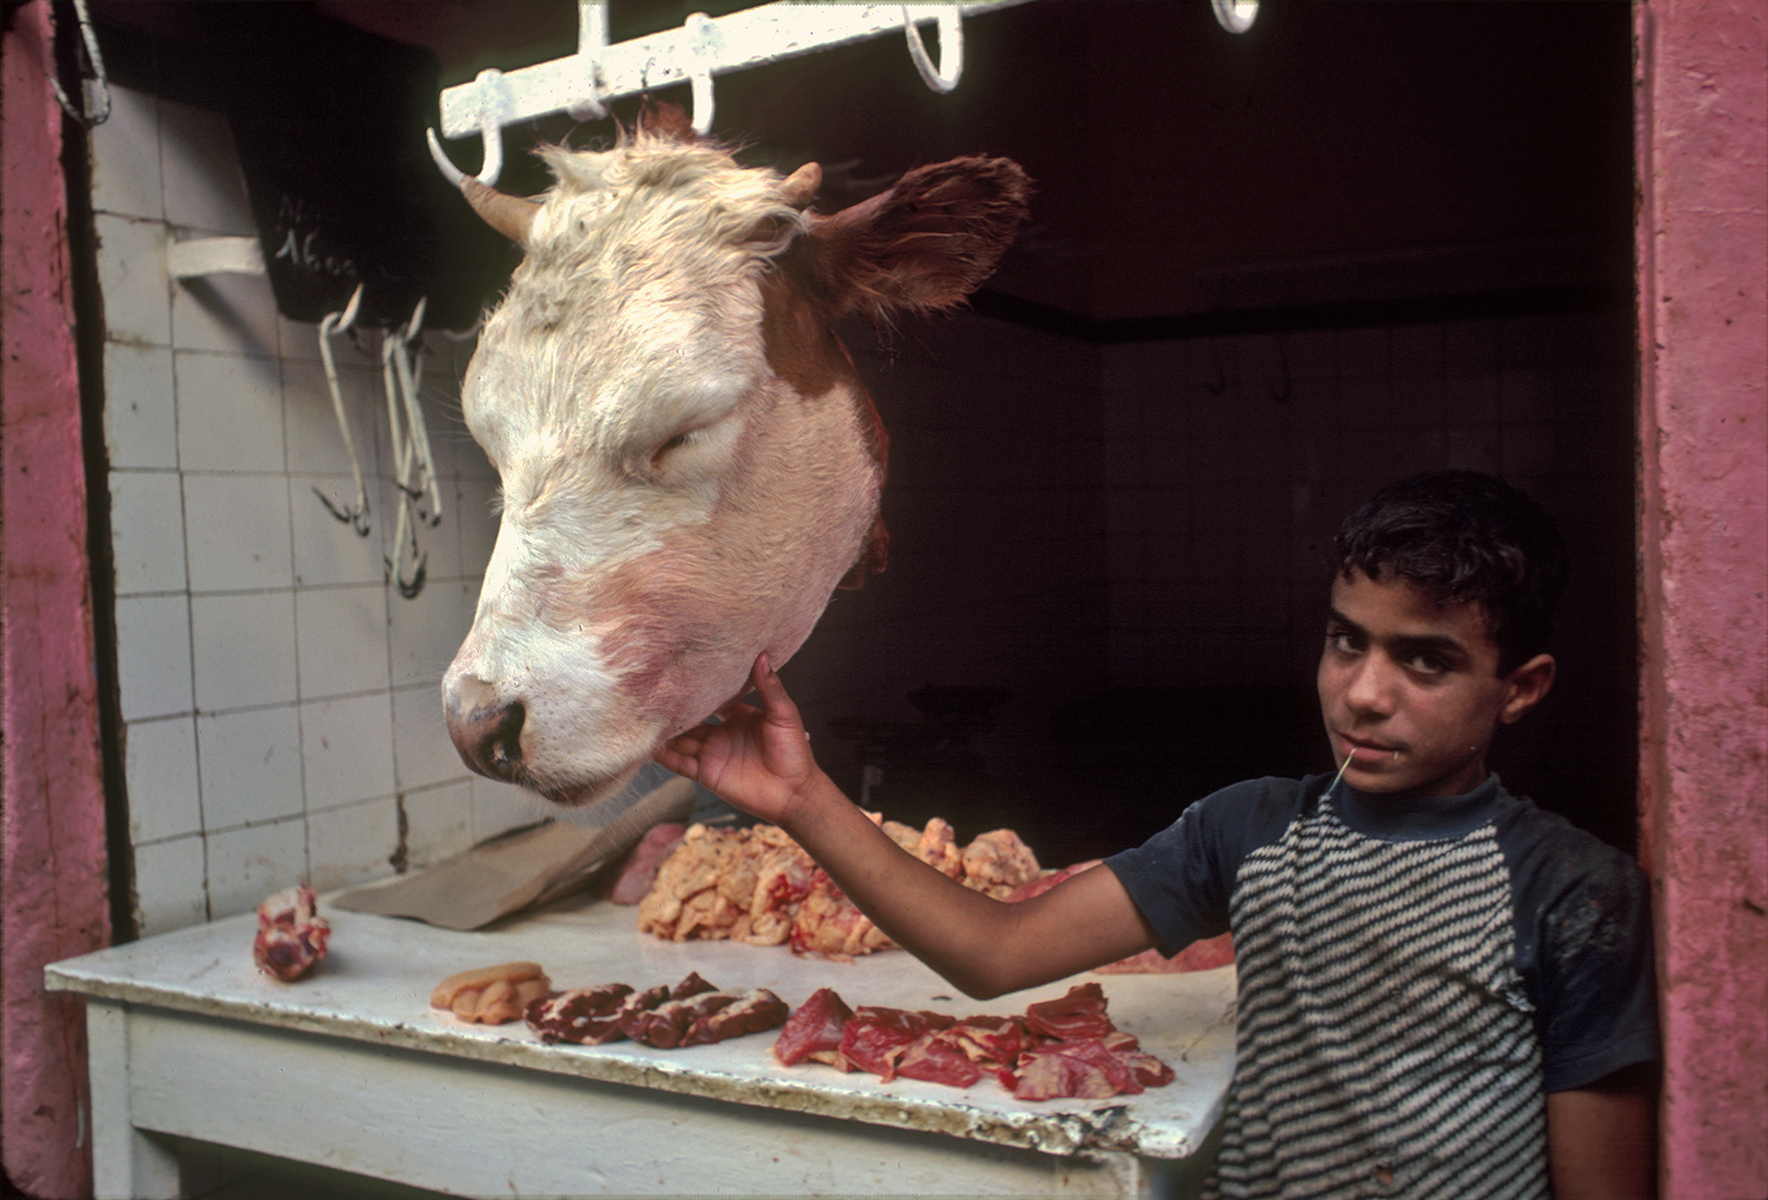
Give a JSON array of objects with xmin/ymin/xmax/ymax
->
[
  {"xmin": 314, "ymin": 284, "xmax": 372, "ymax": 537},
  {"xmin": 427, "ymin": 68, "xmax": 511, "ymax": 186},
  {"xmin": 902, "ymin": 6, "xmax": 963, "ymax": 94}
]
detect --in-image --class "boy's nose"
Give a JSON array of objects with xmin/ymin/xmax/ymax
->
[{"xmin": 1342, "ymin": 657, "xmax": 1398, "ymax": 716}]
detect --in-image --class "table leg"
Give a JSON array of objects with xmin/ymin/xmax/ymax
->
[{"xmin": 86, "ymin": 1000, "xmax": 181, "ymax": 1200}]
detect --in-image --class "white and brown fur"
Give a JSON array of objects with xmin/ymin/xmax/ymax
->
[{"xmin": 444, "ymin": 103, "xmax": 1028, "ymax": 808}]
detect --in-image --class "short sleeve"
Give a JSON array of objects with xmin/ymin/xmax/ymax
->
[
  {"xmin": 1104, "ymin": 776, "xmax": 1304, "ymax": 958},
  {"xmin": 1524, "ymin": 835, "xmax": 1661, "ymax": 1092}
]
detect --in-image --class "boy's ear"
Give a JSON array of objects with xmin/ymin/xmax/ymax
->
[{"xmin": 1498, "ymin": 654, "xmax": 1556, "ymax": 725}]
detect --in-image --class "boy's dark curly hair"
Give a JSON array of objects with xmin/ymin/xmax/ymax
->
[{"xmin": 1331, "ymin": 471, "xmax": 1568, "ymax": 674}]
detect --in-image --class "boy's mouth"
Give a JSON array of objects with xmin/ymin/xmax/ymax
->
[{"xmin": 1338, "ymin": 732, "xmax": 1401, "ymax": 765}]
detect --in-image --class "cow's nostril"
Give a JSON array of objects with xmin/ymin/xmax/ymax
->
[
  {"xmin": 484, "ymin": 702, "xmax": 525, "ymax": 779},
  {"xmin": 445, "ymin": 676, "xmax": 529, "ymax": 783}
]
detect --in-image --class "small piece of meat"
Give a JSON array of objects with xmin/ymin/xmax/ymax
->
[
  {"xmin": 527, "ymin": 983, "xmax": 635, "ymax": 1045},
  {"xmin": 600, "ymin": 823, "xmax": 686, "ymax": 905},
  {"xmin": 1023, "ymin": 982, "xmax": 1115, "ymax": 1041},
  {"xmin": 1103, "ymin": 1030, "xmax": 1178, "ymax": 1088},
  {"xmin": 839, "ymin": 1007, "xmax": 956, "ymax": 1081},
  {"xmin": 774, "ymin": 987, "xmax": 855, "ymax": 1067},
  {"xmin": 616, "ymin": 984, "xmax": 673, "ymax": 1040},
  {"xmin": 893, "ymin": 1030, "xmax": 984, "ymax": 1089},
  {"xmin": 945, "ymin": 1014, "xmax": 1029, "ymax": 1072},
  {"xmin": 1095, "ymin": 932, "xmax": 1237, "ymax": 974},
  {"xmin": 252, "ymin": 884, "xmax": 331, "ymax": 981},
  {"xmin": 431, "ymin": 962, "xmax": 552, "ymax": 1025},
  {"xmin": 670, "ymin": 970, "xmax": 718, "ymax": 1000},
  {"xmin": 684, "ymin": 989, "xmax": 790, "ymax": 1046},
  {"xmin": 960, "ymin": 828, "xmax": 1042, "ymax": 899},
  {"xmin": 1012, "ymin": 1038, "xmax": 1144, "ymax": 1102}
]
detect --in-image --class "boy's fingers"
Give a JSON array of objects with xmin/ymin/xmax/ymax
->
[{"xmin": 750, "ymin": 653, "xmax": 801, "ymax": 724}]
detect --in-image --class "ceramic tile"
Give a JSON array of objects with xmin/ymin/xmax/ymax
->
[
  {"xmin": 388, "ymin": 578, "xmax": 475, "ymax": 688},
  {"xmin": 277, "ymin": 315, "xmax": 325, "ymax": 363},
  {"xmin": 288, "ymin": 476, "xmax": 386, "ymax": 588},
  {"xmin": 170, "ymin": 269, "xmax": 280, "ymax": 359},
  {"xmin": 90, "ymin": 84, "xmax": 162, "ymax": 220},
  {"xmin": 131, "ymin": 834, "xmax": 209, "ymax": 937},
  {"xmin": 205, "ymin": 818, "xmax": 309, "ymax": 921},
  {"xmin": 283, "ymin": 357, "xmax": 380, "ymax": 479},
  {"xmin": 94, "ymin": 214, "xmax": 171, "ymax": 347},
  {"xmin": 401, "ymin": 781, "xmax": 475, "ymax": 870},
  {"xmin": 109, "ymin": 471, "xmax": 188, "ymax": 596},
  {"xmin": 104, "ymin": 343, "xmax": 178, "ymax": 469},
  {"xmin": 473, "ymin": 777, "xmax": 544, "ymax": 843},
  {"xmin": 196, "ymin": 705, "xmax": 305, "ymax": 830},
  {"xmin": 299, "ymin": 693, "xmax": 396, "ymax": 810},
  {"xmin": 175, "ymin": 351, "xmax": 285, "ymax": 472},
  {"xmin": 183, "ymin": 474, "xmax": 293, "ymax": 593},
  {"xmin": 159, "ymin": 99, "xmax": 254, "ymax": 236},
  {"xmin": 115, "ymin": 595, "xmax": 194, "ymax": 720},
  {"xmin": 392, "ymin": 684, "xmax": 466, "ymax": 792},
  {"xmin": 190, "ymin": 591, "xmax": 298, "ymax": 712},
  {"xmin": 307, "ymin": 797, "xmax": 400, "ymax": 892},
  {"xmin": 124, "ymin": 716, "xmax": 202, "ymax": 844},
  {"xmin": 295, "ymin": 585, "xmax": 391, "ymax": 699}
]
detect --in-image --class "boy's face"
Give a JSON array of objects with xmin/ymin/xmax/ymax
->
[{"xmin": 1317, "ymin": 568, "xmax": 1554, "ymax": 800}]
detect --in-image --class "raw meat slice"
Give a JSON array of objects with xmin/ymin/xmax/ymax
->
[
  {"xmin": 773, "ymin": 987, "xmax": 855, "ymax": 1067},
  {"xmin": 1024, "ymin": 982, "xmax": 1115, "ymax": 1041},
  {"xmin": 527, "ymin": 982, "xmax": 635, "ymax": 1044},
  {"xmin": 1012, "ymin": 1038, "xmax": 1143, "ymax": 1101},
  {"xmin": 839, "ymin": 1007, "xmax": 956, "ymax": 1080}
]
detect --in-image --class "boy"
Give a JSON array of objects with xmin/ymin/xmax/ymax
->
[{"xmin": 655, "ymin": 471, "xmax": 1659, "ymax": 1199}]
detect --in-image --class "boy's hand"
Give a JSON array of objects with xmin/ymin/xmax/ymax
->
[{"xmin": 652, "ymin": 654, "xmax": 819, "ymax": 825}]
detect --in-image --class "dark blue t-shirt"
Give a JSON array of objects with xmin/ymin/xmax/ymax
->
[{"xmin": 1106, "ymin": 773, "xmax": 1658, "ymax": 1199}]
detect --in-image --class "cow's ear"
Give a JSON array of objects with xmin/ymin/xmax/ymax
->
[
  {"xmin": 636, "ymin": 97, "xmax": 697, "ymax": 143},
  {"xmin": 805, "ymin": 156, "xmax": 1030, "ymax": 322}
]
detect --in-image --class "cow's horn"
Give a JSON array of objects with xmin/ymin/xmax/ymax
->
[
  {"xmin": 779, "ymin": 162, "xmax": 821, "ymax": 211},
  {"xmin": 461, "ymin": 177, "xmax": 540, "ymax": 248}
]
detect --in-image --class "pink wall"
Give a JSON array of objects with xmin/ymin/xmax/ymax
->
[
  {"xmin": 0, "ymin": 2, "xmax": 111, "ymax": 1196},
  {"xmin": 1635, "ymin": 0, "xmax": 1768, "ymax": 1196}
]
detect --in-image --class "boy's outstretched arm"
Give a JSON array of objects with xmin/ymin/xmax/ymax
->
[{"xmin": 654, "ymin": 656, "xmax": 1160, "ymax": 999}]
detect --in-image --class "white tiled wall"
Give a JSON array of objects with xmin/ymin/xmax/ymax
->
[{"xmin": 91, "ymin": 85, "xmax": 543, "ymax": 938}]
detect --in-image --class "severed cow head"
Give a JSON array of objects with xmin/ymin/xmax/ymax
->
[{"xmin": 443, "ymin": 106, "xmax": 1029, "ymax": 808}]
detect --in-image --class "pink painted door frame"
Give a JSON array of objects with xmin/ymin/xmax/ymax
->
[
  {"xmin": 0, "ymin": 3, "xmax": 111, "ymax": 1198},
  {"xmin": 1634, "ymin": 1, "xmax": 1768, "ymax": 1197}
]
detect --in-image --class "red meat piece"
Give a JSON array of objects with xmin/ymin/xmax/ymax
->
[
  {"xmin": 945, "ymin": 1014, "xmax": 1029, "ymax": 1071},
  {"xmin": 839, "ymin": 1007, "xmax": 956, "ymax": 1080},
  {"xmin": 773, "ymin": 987, "xmax": 855, "ymax": 1067},
  {"xmin": 1012, "ymin": 1038, "xmax": 1143, "ymax": 1101},
  {"xmin": 893, "ymin": 1031, "xmax": 983, "ymax": 1088},
  {"xmin": 1023, "ymin": 982, "xmax": 1115, "ymax": 1041},
  {"xmin": 527, "ymin": 982, "xmax": 635, "ymax": 1045}
]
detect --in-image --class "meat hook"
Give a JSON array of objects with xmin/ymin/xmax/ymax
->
[
  {"xmin": 902, "ymin": 6, "xmax": 963, "ymax": 94},
  {"xmin": 313, "ymin": 284, "xmax": 372, "ymax": 537}
]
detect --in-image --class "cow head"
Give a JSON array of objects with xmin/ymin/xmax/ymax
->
[{"xmin": 443, "ymin": 105, "xmax": 1029, "ymax": 808}]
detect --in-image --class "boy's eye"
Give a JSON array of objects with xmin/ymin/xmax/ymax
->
[
  {"xmin": 1404, "ymin": 652, "xmax": 1450, "ymax": 675},
  {"xmin": 1326, "ymin": 630, "xmax": 1362, "ymax": 655}
]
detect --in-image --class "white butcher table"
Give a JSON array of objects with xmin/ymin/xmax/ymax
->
[{"xmin": 47, "ymin": 896, "xmax": 1236, "ymax": 1198}]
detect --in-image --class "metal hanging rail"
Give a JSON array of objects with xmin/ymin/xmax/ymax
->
[{"xmin": 428, "ymin": 2, "xmax": 1035, "ymax": 184}]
